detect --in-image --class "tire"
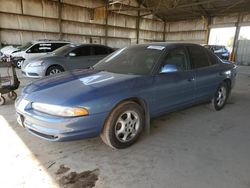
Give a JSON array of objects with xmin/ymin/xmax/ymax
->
[
  {"xmin": 16, "ymin": 60, "xmax": 23, "ymax": 69},
  {"xmin": 100, "ymin": 101, "xmax": 145, "ymax": 149},
  {"xmin": 0, "ymin": 96, "xmax": 6, "ymax": 105},
  {"xmin": 8, "ymin": 91, "xmax": 17, "ymax": 100},
  {"xmin": 46, "ymin": 66, "xmax": 64, "ymax": 76},
  {"xmin": 212, "ymin": 82, "xmax": 229, "ymax": 111}
]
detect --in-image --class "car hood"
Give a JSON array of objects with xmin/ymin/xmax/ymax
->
[
  {"xmin": 0, "ymin": 46, "xmax": 19, "ymax": 56},
  {"xmin": 22, "ymin": 69, "xmax": 150, "ymax": 106}
]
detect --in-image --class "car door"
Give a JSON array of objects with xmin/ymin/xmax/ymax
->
[
  {"xmin": 66, "ymin": 46, "xmax": 93, "ymax": 69},
  {"xmin": 25, "ymin": 43, "xmax": 51, "ymax": 60},
  {"xmin": 187, "ymin": 45, "xmax": 221, "ymax": 102},
  {"xmin": 152, "ymin": 47, "xmax": 196, "ymax": 115}
]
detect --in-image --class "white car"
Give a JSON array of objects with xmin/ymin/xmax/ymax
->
[
  {"xmin": 10, "ymin": 40, "xmax": 70, "ymax": 68},
  {"xmin": 0, "ymin": 45, "xmax": 19, "ymax": 57},
  {"xmin": 0, "ymin": 45, "xmax": 19, "ymax": 62}
]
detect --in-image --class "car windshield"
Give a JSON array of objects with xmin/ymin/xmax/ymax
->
[
  {"xmin": 93, "ymin": 45, "xmax": 164, "ymax": 75},
  {"xmin": 18, "ymin": 42, "xmax": 33, "ymax": 50},
  {"xmin": 53, "ymin": 44, "xmax": 75, "ymax": 55}
]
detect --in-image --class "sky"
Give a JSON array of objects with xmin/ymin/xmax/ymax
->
[
  {"xmin": 239, "ymin": 26, "xmax": 250, "ymax": 40},
  {"xmin": 209, "ymin": 26, "xmax": 250, "ymax": 48},
  {"xmin": 209, "ymin": 27, "xmax": 236, "ymax": 46}
]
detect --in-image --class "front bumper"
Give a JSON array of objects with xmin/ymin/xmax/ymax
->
[
  {"xmin": 15, "ymin": 98, "xmax": 108, "ymax": 141},
  {"xmin": 21, "ymin": 66, "xmax": 46, "ymax": 78}
]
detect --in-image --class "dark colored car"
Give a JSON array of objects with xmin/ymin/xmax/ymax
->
[
  {"xmin": 21, "ymin": 44, "xmax": 114, "ymax": 77},
  {"xmin": 15, "ymin": 43, "xmax": 237, "ymax": 149},
  {"xmin": 204, "ymin": 45, "xmax": 230, "ymax": 60}
]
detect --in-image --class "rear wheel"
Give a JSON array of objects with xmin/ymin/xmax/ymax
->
[
  {"xmin": 0, "ymin": 96, "xmax": 6, "ymax": 105},
  {"xmin": 8, "ymin": 91, "xmax": 17, "ymax": 100},
  {"xmin": 212, "ymin": 82, "xmax": 229, "ymax": 111},
  {"xmin": 46, "ymin": 66, "xmax": 64, "ymax": 76},
  {"xmin": 100, "ymin": 101, "xmax": 144, "ymax": 149}
]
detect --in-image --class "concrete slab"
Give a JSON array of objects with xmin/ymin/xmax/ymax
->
[{"xmin": 0, "ymin": 66, "xmax": 250, "ymax": 188}]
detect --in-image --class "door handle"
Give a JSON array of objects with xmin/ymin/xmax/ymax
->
[{"xmin": 187, "ymin": 77, "xmax": 195, "ymax": 82}]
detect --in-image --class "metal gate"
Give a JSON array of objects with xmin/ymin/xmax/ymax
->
[{"xmin": 236, "ymin": 40, "xmax": 250, "ymax": 65}]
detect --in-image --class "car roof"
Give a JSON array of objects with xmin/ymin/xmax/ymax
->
[
  {"xmin": 133, "ymin": 42, "xmax": 202, "ymax": 48},
  {"xmin": 32, "ymin": 40, "xmax": 70, "ymax": 44},
  {"xmin": 68, "ymin": 43, "xmax": 112, "ymax": 48}
]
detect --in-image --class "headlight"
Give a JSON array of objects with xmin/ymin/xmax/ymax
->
[
  {"xmin": 224, "ymin": 70, "xmax": 232, "ymax": 76},
  {"xmin": 32, "ymin": 103, "xmax": 89, "ymax": 117},
  {"xmin": 28, "ymin": 60, "xmax": 44, "ymax": 67}
]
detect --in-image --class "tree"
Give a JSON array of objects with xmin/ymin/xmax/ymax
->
[{"xmin": 227, "ymin": 36, "xmax": 234, "ymax": 48}]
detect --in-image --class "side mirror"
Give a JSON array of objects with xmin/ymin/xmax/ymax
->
[
  {"xmin": 160, "ymin": 64, "xmax": 178, "ymax": 73},
  {"xmin": 68, "ymin": 52, "xmax": 76, "ymax": 57}
]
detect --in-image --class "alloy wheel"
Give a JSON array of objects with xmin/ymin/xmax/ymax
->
[
  {"xmin": 216, "ymin": 86, "xmax": 227, "ymax": 107},
  {"xmin": 115, "ymin": 111, "xmax": 140, "ymax": 143},
  {"xmin": 17, "ymin": 60, "xmax": 23, "ymax": 69},
  {"xmin": 49, "ymin": 68, "xmax": 61, "ymax": 75}
]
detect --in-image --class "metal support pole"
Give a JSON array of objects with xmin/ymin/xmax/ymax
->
[
  {"xmin": 163, "ymin": 21, "xmax": 166, "ymax": 42},
  {"xmin": 58, "ymin": 0, "xmax": 62, "ymax": 40},
  {"xmin": 21, "ymin": 0, "xmax": 24, "ymax": 14},
  {"xmin": 0, "ymin": 28, "xmax": 2, "ymax": 48},
  {"xmin": 136, "ymin": 5, "xmax": 141, "ymax": 44},
  {"xmin": 104, "ymin": 0, "xmax": 109, "ymax": 46},
  {"xmin": 231, "ymin": 14, "xmax": 242, "ymax": 61},
  {"xmin": 205, "ymin": 17, "xmax": 211, "ymax": 44}
]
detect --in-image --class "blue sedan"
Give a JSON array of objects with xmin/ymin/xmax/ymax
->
[{"xmin": 15, "ymin": 43, "xmax": 237, "ymax": 149}]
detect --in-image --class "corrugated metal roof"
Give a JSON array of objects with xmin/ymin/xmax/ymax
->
[{"xmin": 137, "ymin": 0, "xmax": 250, "ymax": 21}]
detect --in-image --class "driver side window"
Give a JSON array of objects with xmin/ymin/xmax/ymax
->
[
  {"xmin": 160, "ymin": 47, "xmax": 188, "ymax": 73},
  {"xmin": 27, "ymin": 44, "xmax": 40, "ymax": 53}
]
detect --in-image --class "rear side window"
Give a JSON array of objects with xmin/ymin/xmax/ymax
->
[
  {"xmin": 71, "ymin": 46, "xmax": 91, "ymax": 56},
  {"xmin": 39, "ymin": 43, "xmax": 52, "ymax": 52},
  {"xmin": 205, "ymin": 48, "xmax": 219, "ymax": 65},
  {"xmin": 93, "ymin": 46, "xmax": 110, "ymax": 55},
  {"xmin": 187, "ymin": 46, "xmax": 211, "ymax": 69}
]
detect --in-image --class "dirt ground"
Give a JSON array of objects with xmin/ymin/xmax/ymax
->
[{"xmin": 0, "ymin": 66, "xmax": 250, "ymax": 188}]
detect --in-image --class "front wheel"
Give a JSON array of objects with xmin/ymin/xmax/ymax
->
[
  {"xmin": 16, "ymin": 59, "xmax": 24, "ymax": 69},
  {"xmin": 212, "ymin": 82, "xmax": 229, "ymax": 111},
  {"xmin": 46, "ymin": 66, "xmax": 64, "ymax": 76},
  {"xmin": 100, "ymin": 101, "xmax": 145, "ymax": 149}
]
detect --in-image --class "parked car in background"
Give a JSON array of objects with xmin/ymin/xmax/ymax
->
[
  {"xmin": 204, "ymin": 45, "xmax": 230, "ymax": 60},
  {"xmin": 15, "ymin": 43, "xmax": 237, "ymax": 149},
  {"xmin": 10, "ymin": 39, "xmax": 70, "ymax": 68},
  {"xmin": 21, "ymin": 43, "xmax": 114, "ymax": 78},
  {"xmin": 0, "ymin": 45, "xmax": 19, "ymax": 57},
  {"xmin": 1, "ymin": 45, "xmax": 19, "ymax": 63}
]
